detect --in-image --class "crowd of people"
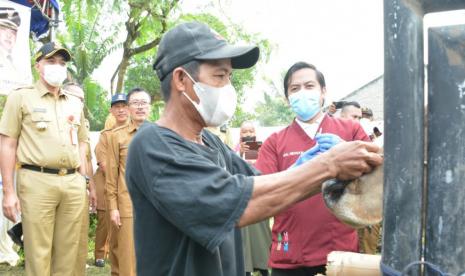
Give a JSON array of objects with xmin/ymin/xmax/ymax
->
[{"xmin": 0, "ymin": 20, "xmax": 383, "ymax": 276}]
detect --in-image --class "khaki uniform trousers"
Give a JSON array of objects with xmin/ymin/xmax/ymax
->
[
  {"xmin": 73, "ymin": 195, "xmax": 89, "ymax": 276},
  {"xmin": 94, "ymin": 209, "xmax": 110, "ymax": 260},
  {"xmin": 109, "ymin": 216, "xmax": 136, "ymax": 276},
  {"xmin": 17, "ymin": 169, "xmax": 86, "ymax": 276}
]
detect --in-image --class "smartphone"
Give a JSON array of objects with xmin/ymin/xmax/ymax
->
[
  {"xmin": 334, "ymin": 101, "xmax": 346, "ymax": 109},
  {"xmin": 245, "ymin": 141, "xmax": 262, "ymax": 151}
]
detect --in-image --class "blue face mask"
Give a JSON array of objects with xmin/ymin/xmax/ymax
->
[{"xmin": 288, "ymin": 89, "xmax": 321, "ymax": 121}]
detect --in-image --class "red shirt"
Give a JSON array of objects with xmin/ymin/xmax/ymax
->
[{"xmin": 255, "ymin": 115, "xmax": 370, "ymax": 268}]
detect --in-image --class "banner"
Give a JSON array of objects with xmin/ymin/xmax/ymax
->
[{"xmin": 0, "ymin": 0, "xmax": 32, "ymax": 95}]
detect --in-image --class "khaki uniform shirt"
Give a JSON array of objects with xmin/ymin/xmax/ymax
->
[
  {"xmin": 105, "ymin": 120, "xmax": 137, "ymax": 217},
  {"xmin": 0, "ymin": 81, "xmax": 88, "ymax": 169},
  {"xmin": 94, "ymin": 129, "xmax": 112, "ymax": 211}
]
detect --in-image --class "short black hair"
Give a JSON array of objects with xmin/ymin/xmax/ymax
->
[
  {"xmin": 283, "ymin": 62, "xmax": 326, "ymax": 98},
  {"xmin": 127, "ymin": 87, "xmax": 151, "ymax": 103},
  {"xmin": 160, "ymin": 60, "xmax": 202, "ymax": 102},
  {"xmin": 342, "ymin": 101, "xmax": 361, "ymax": 109}
]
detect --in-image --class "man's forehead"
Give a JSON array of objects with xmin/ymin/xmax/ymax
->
[
  {"xmin": 44, "ymin": 54, "xmax": 66, "ymax": 62},
  {"xmin": 290, "ymin": 69, "xmax": 318, "ymax": 85},
  {"xmin": 0, "ymin": 25, "xmax": 15, "ymax": 32},
  {"xmin": 241, "ymin": 122, "xmax": 255, "ymax": 130},
  {"xmin": 346, "ymin": 105, "xmax": 361, "ymax": 112},
  {"xmin": 129, "ymin": 92, "xmax": 150, "ymax": 100}
]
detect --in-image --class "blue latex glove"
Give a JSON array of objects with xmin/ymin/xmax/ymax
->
[
  {"xmin": 291, "ymin": 133, "xmax": 343, "ymax": 168},
  {"xmin": 292, "ymin": 143, "xmax": 320, "ymax": 167},
  {"xmin": 315, "ymin": 133, "xmax": 343, "ymax": 153}
]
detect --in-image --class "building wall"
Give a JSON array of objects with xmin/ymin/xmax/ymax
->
[{"xmin": 341, "ymin": 75, "xmax": 384, "ymax": 120}]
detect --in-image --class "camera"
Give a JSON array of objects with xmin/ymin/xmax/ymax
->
[{"xmin": 241, "ymin": 136, "xmax": 256, "ymax": 143}]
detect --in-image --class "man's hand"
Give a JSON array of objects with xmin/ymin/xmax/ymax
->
[
  {"xmin": 239, "ymin": 142, "xmax": 250, "ymax": 156},
  {"xmin": 319, "ymin": 141, "xmax": 383, "ymax": 180},
  {"xmin": 3, "ymin": 191, "xmax": 20, "ymax": 223},
  {"xmin": 110, "ymin": 209, "xmax": 121, "ymax": 228},
  {"xmin": 98, "ymin": 162, "xmax": 106, "ymax": 175},
  {"xmin": 328, "ymin": 103, "xmax": 337, "ymax": 115}
]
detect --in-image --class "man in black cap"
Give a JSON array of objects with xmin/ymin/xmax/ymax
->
[
  {"xmin": 93, "ymin": 93, "xmax": 128, "ymax": 269},
  {"xmin": 0, "ymin": 42, "xmax": 89, "ymax": 276},
  {"xmin": 0, "ymin": 6, "xmax": 25, "ymax": 93},
  {"xmin": 125, "ymin": 21, "xmax": 382, "ymax": 276}
]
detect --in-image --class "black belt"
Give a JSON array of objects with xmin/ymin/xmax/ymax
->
[{"xmin": 21, "ymin": 164, "xmax": 77, "ymax": 176}]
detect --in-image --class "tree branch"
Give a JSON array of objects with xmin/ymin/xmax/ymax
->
[
  {"xmin": 110, "ymin": 63, "xmax": 121, "ymax": 95},
  {"xmin": 129, "ymin": 37, "xmax": 162, "ymax": 56}
]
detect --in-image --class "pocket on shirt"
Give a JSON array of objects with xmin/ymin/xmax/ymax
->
[
  {"xmin": 269, "ymin": 211, "xmax": 303, "ymax": 265},
  {"xmin": 30, "ymin": 110, "xmax": 52, "ymax": 132}
]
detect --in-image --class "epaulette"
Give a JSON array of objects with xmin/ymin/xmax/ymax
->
[
  {"xmin": 100, "ymin": 128, "xmax": 112, "ymax": 134},
  {"xmin": 111, "ymin": 123, "xmax": 128, "ymax": 133}
]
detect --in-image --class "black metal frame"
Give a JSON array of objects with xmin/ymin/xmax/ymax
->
[{"xmin": 383, "ymin": 0, "xmax": 465, "ymax": 275}]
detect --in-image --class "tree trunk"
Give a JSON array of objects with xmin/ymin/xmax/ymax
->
[{"xmin": 115, "ymin": 55, "xmax": 130, "ymax": 94}]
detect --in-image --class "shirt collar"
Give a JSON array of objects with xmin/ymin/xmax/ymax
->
[
  {"xmin": 35, "ymin": 81, "xmax": 67, "ymax": 98},
  {"xmin": 128, "ymin": 120, "xmax": 138, "ymax": 133},
  {"xmin": 295, "ymin": 113, "xmax": 325, "ymax": 139}
]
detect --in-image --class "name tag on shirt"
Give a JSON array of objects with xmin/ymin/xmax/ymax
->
[
  {"xmin": 282, "ymin": 151, "xmax": 302, "ymax": 158},
  {"xmin": 33, "ymin": 107, "xmax": 47, "ymax": 113},
  {"xmin": 70, "ymin": 128, "xmax": 78, "ymax": 145}
]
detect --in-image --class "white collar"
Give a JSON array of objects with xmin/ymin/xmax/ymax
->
[{"xmin": 295, "ymin": 114, "xmax": 324, "ymax": 139}]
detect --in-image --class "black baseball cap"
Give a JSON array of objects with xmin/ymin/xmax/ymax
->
[
  {"xmin": 0, "ymin": 7, "xmax": 21, "ymax": 31},
  {"xmin": 35, "ymin": 42, "xmax": 71, "ymax": 62},
  {"xmin": 111, "ymin": 93, "xmax": 127, "ymax": 106},
  {"xmin": 153, "ymin": 21, "xmax": 259, "ymax": 80}
]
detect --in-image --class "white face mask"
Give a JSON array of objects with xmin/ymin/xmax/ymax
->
[
  {"xmin": 43, "ymin": 64, "xmax": 67, "ymax": 87},
  {"xmin": 183, "ymin": 72, "xmax": 237, "ymax": 127}
]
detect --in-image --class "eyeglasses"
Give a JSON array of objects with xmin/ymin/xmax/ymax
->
[{"xmin": 129, "ymin": 101, "xmax": 150, "ymax": 107}]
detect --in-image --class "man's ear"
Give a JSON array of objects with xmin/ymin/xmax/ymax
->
[
  {"xmin": 321, "ymin": 87, "xmax": 327, "ymax": 107},
  {"xmin": 172, "ymin": 67, "xmax": 187, "ymax": 93}
]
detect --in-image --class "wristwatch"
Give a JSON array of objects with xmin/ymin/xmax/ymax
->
[{"xmin": 84, "ymin": 175, "xmax": 90, "ymax": 185}]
